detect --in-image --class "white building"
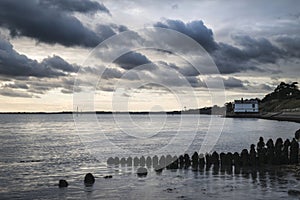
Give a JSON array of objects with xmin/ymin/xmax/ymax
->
[{"xmin": 234, "ymin": 99, "xmax": 259, "ymax": 113}]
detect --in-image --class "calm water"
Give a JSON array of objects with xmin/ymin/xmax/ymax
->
[{"xmin": 0, "ymin": 114, "xmax": 299, "ymax": 200}]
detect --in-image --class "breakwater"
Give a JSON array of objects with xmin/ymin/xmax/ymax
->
[{"xmin": 106, "ymin": 137, "xmax": 300, "ymax": 172}]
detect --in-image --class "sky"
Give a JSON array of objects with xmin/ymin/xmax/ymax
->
[{"xmin": 0, "ymin": 0, "xmax": 299, "ymax": 112}]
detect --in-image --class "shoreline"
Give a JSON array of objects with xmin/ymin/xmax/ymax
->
[
  {"xmin": 225, "ymin": 112, "xmax": 300, "ymax": 123},
  {"xmin": 0, "ymin": 111, "xmax": 299, "ymax": 123}
]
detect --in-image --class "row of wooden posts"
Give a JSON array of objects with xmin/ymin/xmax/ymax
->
[{"xmin": 107, "ymin": 137, "xmax": 299, "ymax": 170}]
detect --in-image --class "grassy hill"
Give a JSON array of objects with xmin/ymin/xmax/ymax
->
[
  {"xmin": 260, "ymin": 82, "xmax": 300, "ymax": 112},
  {"xmin": 260, "ymin": 99, "xmax": 300, "ymax": 112}
]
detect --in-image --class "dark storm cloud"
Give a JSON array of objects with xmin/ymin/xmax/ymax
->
[
  {"xmin": 102, "ymin": 68, "xmax": 123, "ymax": 79},
  {"xmin": 223, "ymin": 77, "xmax": 244, "ymax": 89},
  {"xmin": 276, "ymin": 36, "xmax": 300, "ymax": 57},
  {"xmin": 153, "ymin": 19, "xmax": 295, "ymax": 75},
  {"xmin": 0, "ymin": 37, "xmax": 78, "ymax": 78},
  {"xmin": 212, "ymin": 43, "xmax": 262, "ymax": 74},
  {"xmin": 0, "ymin": 89, "xmax": 33, "ymax": 98},
  {"xmin": 41, "ymin": 0, "xmax": 110, "ymax": 14},
  {"xmin": 0, "ymin": 76, "xmax": 83, "ymax": 98},
  {"xmin": 185, "ymin": 76, "xmax": 205, "ymax": 88},
  {"xmin": 114, "ymin": 52, "xmax": 151, "ymax": 70},
  {"xmin": 212, "ymin": 36, "xmax": 283, "ymax": 74},
  {"xmin": 4, "ymin": 82, "xmax": 29, "ymax": 89},
  {"xmin": 154, "ymin": 19, "xmax": 219, "ymax": 52},
  {"xmin": 232, "ymin": 35, "xmax": 283, "ymax": 63},
  {"xmin": 158, "ymin": 61, "xmax": 200, "ymax": 77},
  {"xmin": 204, "ymin": 76, "xmax": 245, "ymax": 90},
  {"xmin": 0, "ymin": 0, "xmax": 111, "ymax": 47},
  {"xmin": 3, "ymin": 82, "xmax": 28, "ymax": 89},
  {"xmin": 109, "ymin": 24, "xmax": 129, "ymax": 33},
  {"xmin": 41, "ymin": 55, "xmax": 79, "ymax": 73}
]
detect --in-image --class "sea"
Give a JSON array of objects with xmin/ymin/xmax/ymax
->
[{"xmin": 0, "ymin": 114, "xmax": 299, "ymax": 200}]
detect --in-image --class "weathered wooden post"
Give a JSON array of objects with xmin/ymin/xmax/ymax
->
[
  {"xmin": 233, "ymin": 152, "xmax": 241, "ymax": 174},
  {"xmin": 211, "ymin": 151, "xmax": 220, "ymax": 166},
  {"xmin": 290, "ymin": 138, "xmax": 299, "ymax": 164},
  {"xmin": 266, "ymin": 139, "xmax": 275, "ymax": 165},
  {"xmin": 133, "ymin": 156, "xmax": 140, "ymax": 166},
  {"xmin": 199, "ymin": 153, "xmax": 205, "ymax": 170},
  {"xmin": 205, "ymin": 153, "xmax": 212, "ymax": 170},
  {"xmin": 152, "ymin": 155, "xmax": 158, "ymax": 168},
  {"xmin": 184, "ymin": 153, "xmax": 191, "ymax": 168},
  {"xmin": 166, "ymin": 155, "xmax": 172, "ymax": 169},
  {"xmin": 159, "ymin": 155, "xmax": 166, "ymax": 168},
  {"xmin": 282, "ymin": 139, "xmax": 291, "ymax": 164},
  {"xmin": 171, "ymin": 156, "xmax": 178, "ymax": 169},
  {"xmin": 179, "ymin": 155, "xmax": 184, "ymax": 169},
  {"xmin": 107, "ymin": 157, "xmax": 114, "ymax": 165},
  {"xmin": 249, "ymin": 144, "xmax": 257, "ymax": 167},
  {"xmin": 114, "ymin": 157, "xmax": 120, "ymax": 165},
  {"xmin": 140, "ymin": 156, "xmax": 146, "ymax": 167},
  {"xmin": 257, "ymin": 137, "xmax": 265, "ymax": 152},
  {"xmin": 233, "ymin": 152, "xmax": 241, "ymax": 167},
  {"xmin": 120, "ymin": 157, "xmax": 126, "ymax": 166},
  {"xmin": 241, "ymin": 149, "xmax": 250, "ymax": 166},
  {"xmin": 146, "ymin": 156, "xmax": 152, "ymax": 168},
  {"xmin": 192, "ymin": 152, "xmax": 199, "ymax": 169},
  {"xmin": 274, "ymin": 138, "xmax": 283, "ymax": 165},
  {"xmin": 127, "ymin": 156, "xmax": 132, "ymax": 166},
  {"xmin": 295, "ymin": 129, "xmax": 300, "ymax": 141},
  {"xmin": 220, "ymin": 152, "xmax": 226, "ymax": 167}
]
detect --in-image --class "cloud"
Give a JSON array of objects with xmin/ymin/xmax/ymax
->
[
  {"xmin": 154, "ymin": 19, "xmax": 219, "ymax": 52},
  {"xmin": 152, "ymin": 19, "xmax": 294, "ymax": 75},
  {"xmin": 101, "ymin": 68, "xmax": 123, "ymax": 79},
  {"xmin": 0, "ymin": 37, "xmax": 77, "ymax": 78},
  {"xmin": 0, "ymin": 0, "xmax": 111, "ymax": 47},
  {"xmin": 0, "ymin": 75, "xmax": 83, "ymax": 97},
  {"xmin": 0, "ymin": 89, "xmax": 33, "ymax": 98},
  {"xmin": 222, "ymin": 77, "xmax": 244, "ymax": 89},
  {"xmin": 232, "ymin": 35, "xmax": 283, "ymax": 63},
  {"xmin": 4, "ymin": 82, "xmax": 29, "ymax": 89},
  {"xmin": 212, "ymin": 35, "xmax": 284, "ymax": 74},
  {"xmin": 114, "ymin": 52, "xmax": 152, "ymax": 70},
  {"xmin": 276, "ymin": 36, "xmax": 300, "ymax": 57},
  {"xmin": 204, "ymin": 76, "xmax": 245, "ymax": 89},
  {"xmin": 161, "ymin": 61, "xmax": 202, "ymax": 77},
  {"xmin": 212, "ymin": 43, "xmax": 261, "ymax": 74},
  {"xmin": 41, "ymin": 55, "xmax": 79, "ymax": 73},
  {"xmin": 41, "ymin": 0, "xmax": 110, "ymax": 14}
]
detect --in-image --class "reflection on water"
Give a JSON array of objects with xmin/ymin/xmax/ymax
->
[
  {"xmin": 0, "ymin": 114, "xmax": 299, "ymax": 199},
  {"xmin": 2, "ymin": 165, "xmax": 299, "ymax": 200}
]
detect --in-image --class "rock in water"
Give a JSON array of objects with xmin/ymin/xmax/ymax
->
[
  {"xmin": 137, "ymin": 167, "xmax": 148, "ymax": 177},
  {"xmin": 58, "ymin": 179, "xmax": 68, "ymax": 188},
  {"xmin": 84, "ymin": 173, "xmax": 95, "ymax": 186}
]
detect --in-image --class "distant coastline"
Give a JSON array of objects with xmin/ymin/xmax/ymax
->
[
  {"xmin": 1, "ymin": 110, "xmax": 299, "ymax": 123},
  {"xmin": 0, "ymin": 110, "xmax": 198, "ymax": 115}
]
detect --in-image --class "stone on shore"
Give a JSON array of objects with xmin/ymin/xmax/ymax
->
[
  {"xmin": 58, "ymin": 179, "xmax": 68, "ymax": 188},
  {"xmin": 84, "ymin": 173, "xmax": 95, "ymax": 186},
  {"xmin": 137, "ymin": 167, "xmax": 148, "ymax": 177}
]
